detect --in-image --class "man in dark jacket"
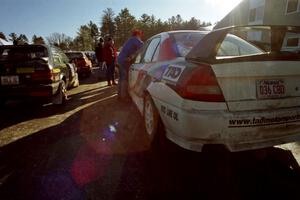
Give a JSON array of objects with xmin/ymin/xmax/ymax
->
[
  {"xmin": 95, "ymin": 38, "xmax": 104, "ymax": 79},
  {"xmin": 103, "ymin": 37, "xmax": 117, "ymax": 86}
]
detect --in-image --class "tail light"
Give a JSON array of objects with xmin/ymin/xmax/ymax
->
[
  {"xmin": 32, "ymin": 69, "xmax": 60, "ymax": 82},
  {"xmin": 176, "ymin": 63, "xmax": 225, "ymax": 102},
  {"xmin": 76, "ymin": 58, "xmax": 86, "ymax": 66}
]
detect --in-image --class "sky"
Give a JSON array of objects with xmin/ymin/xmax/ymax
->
[{"xmin": 0, "ymin": 0, "xmax": 242, "ymax": 41}]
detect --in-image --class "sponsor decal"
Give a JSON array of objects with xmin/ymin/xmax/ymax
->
[
  {"xmin": 228, "ymin": 114, "xmax": 300, "ymax": 128},
  {"xmin": 161, "ymin": 105, "xmax": 179, "ymax": 121},
  {"xmin": 162, "ymin": 64, "xmax": 186, "ymax": 83}
]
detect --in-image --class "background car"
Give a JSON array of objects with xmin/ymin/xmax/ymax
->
[
  {"xmin": 65, "ymin": 51, "xmax": 92, "ymax": 77},
  {"xmin": 128, "ymin": 26, "xmax": 300, "ymax": 152},
  {"xmin": 0, "ymin": 44, "xmax": 78, "ymax": 106},
  {"xmin": 84, "ymin": 51, "xmax": 97, "ymax": 66}
]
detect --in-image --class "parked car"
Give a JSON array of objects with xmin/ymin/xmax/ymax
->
[
  {"xmin": 84, "ymin": 51, "xmax": 97, "ymax": 66},
  {"xmin": 128, "ymin": 26, "xmax": 300, "ymax": 152},
  {"xmin": 65, "ymin": 51, "xmax": 92, "ymax": 77},
  {"xmin": 0, "ymin": 44, "xmax": 79, "ymax": 106}
]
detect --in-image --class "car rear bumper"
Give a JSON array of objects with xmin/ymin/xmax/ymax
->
[
  {"xmin": 0, "ymin": 82, "xmax": 60, "ymax": 99},
  {"xmin": 154, "ymin": 97, "xmax": 300, "ymax": 152},
  {"xmin": 77, "ymin": 66, "xmax": 92, "ymax": 74}
]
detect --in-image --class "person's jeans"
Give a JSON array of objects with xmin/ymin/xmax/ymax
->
[
  {"xmin": 118, "ymin": 62, "xmax": 129, "ymax": 99},
  {"xmin": 106, "ymin": 63, "xmax": 115, "ymax": 83}
]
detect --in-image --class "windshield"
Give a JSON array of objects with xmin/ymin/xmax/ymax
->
[
  {"xmin": 0, "ymin": 46, "xmax": 48, "ymax": 61},
  {"xmin": 65, "ymin": 52, "xmax": 84, "ymax": 59}
]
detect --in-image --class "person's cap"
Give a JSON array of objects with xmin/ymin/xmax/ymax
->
[{"xmin": 132, "ymin": 29, "xmax": 143, "ymax": 37}]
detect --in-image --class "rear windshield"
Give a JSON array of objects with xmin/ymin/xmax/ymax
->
[
  {"xmin": 65, "ymin": 52, "xmax": 84, "ymax": 59},
  {"xmin": 216, "ymin": 27, "xmax": 300, "ymax": 59},
  {"xmin": 0, "ymin": 46, "xmax": 48, "ymax": 61},
  {"xmin": 188, "ymin": 26, "xmax": 300, "ymax": 61},
  {"xmin": 171, "ymin": 32, "xmax": 206, "ymax": 57},
  {"xmin": 217, "ymin": 34, "xmax": 263, "ymax": 57}
]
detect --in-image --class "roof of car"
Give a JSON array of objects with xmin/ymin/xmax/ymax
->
[
  {"xmin": 0, "ymin": 44, "xmax": 48, "ymax": 48},
  {"xmin": 165, "ymin": 30, "xmax": 209, "ymax": 34},
  {"xmin": 149, "ymin": 30, "xmax": 209, "ymax": 40}
]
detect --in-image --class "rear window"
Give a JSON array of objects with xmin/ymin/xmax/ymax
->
[
  {"xmin": 65, "ymin": 52, "xmax": 84, "ymax": 59},
  {"xmin": 217, "ymin": 34, "xmax": 263, "ymax": 57},
  {"xmin": 0, "ymin": 46, "xmax": 48, "ymax": 61},
  {"xmin": 171, "ymin": 32, "xmax": 206, "ymax": 57},
  {"xmin": 217, "ymin": 27, "xmax": 300, "ymax": 59}
]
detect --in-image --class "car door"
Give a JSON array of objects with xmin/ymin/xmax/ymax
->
[{"xmin": 129, "ymin": 37, "xmax": 161, "ymax": 112}]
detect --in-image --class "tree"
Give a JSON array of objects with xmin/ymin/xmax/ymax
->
[
  {"xmin": 9, "ymin": 33, "xmax": 18, "ymax": 43},
  {"xmin": 100, "ymin": 8, "xmax": 116, "ymax": 37},
  {"xmin": 8, "ymin": 33, "xmax": 29, "ymax": 44},
  {"xmin": 32, "ymin": 35, "xmax": 45, "ymax": 44},
  {"xmin": 182, "ymin": 17, "xmax": 201, "ymax": 30},
  {"xmin": 0, "ymin": 32, "xmax": 7, "ymax": 41},
  {"xmin": 114, "ymin": 8, "xmax": 136, "ymax": 48},
  {"xmin": 18, "ymin": 34, "xmax": 29, "ymax": 44},
  {"xmin": 73, "ymin": 25, "xmax": 94, "ymax": 51},
  {"xmin": 168, "ymin": 14, "xmax": 185, "ymax": 30},
  {"xmin": 88, "ymin": 21, "xmax": 100, "ymax": 48},
  {"xmin": 47, "ymin": 33, "xmax": 73, "ymax": 50}
]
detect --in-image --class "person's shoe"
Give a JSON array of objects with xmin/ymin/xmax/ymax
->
[{"xmin": 107, "ymin": 81, "xmax": 112, "ymax": 86}]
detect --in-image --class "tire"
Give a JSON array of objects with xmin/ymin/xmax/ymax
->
[
  {"xmin": 73, "ymin": 73, "xmax": 80, "ymax": 87},
  {"xmin": 60, "ymin": 80, "xmax": 68, "ymax": 105},
  {"xmin": 144, "ymin": 94, "xmax": 165, "ymax": 149},
  {"xmin": 70, "ymin": 73, "xmax": 79, "ymax": 88},
  {"xmin": 53, "ymin": 80, "xmax": 67, "ymax": 105}
]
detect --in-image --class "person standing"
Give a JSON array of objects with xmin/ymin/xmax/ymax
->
[
  {"xmin": 117, "ymin": 29, "xmax": 143, "ymax": 100},
  {"xmin": 95, "ymin": 38, "xmax": 104, "ymax": 79},
  {"xmin": 103, "ymin": 37, "xmax": 117, "ymax": 86}
]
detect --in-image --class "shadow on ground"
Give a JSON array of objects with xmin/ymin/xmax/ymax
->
[
  {"xmin": 0, "ymin": 82, "xmax": 114, "ymax": 131},
  {"xmin": 0, "ymin": 71, "xmax": 300, "ymax": 199}
]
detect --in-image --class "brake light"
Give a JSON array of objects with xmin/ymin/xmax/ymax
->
[
  {"xmin": 176, "ymin": 63, "xmax": 225, "ymax": 102},
  {"xmin": 32, "ymin": 69, "xmax": 60, "ymax": 82},
  {"xmin": 75, "ymin": 58, "xmax": 86, "ymax": 66}
]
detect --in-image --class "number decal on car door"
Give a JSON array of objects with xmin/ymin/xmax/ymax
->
[{"xmin": 162, "ymin": 65, "xmax": 186, "ymax": 83}]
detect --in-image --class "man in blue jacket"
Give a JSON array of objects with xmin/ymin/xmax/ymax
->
[{"xmin": 117, "ymin": 29, "xmax": 143, "ymax": 101}]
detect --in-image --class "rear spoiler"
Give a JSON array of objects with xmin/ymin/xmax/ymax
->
[{"xmin": 186, "ymin": 25, "xmax": 300, "ymax": 63}]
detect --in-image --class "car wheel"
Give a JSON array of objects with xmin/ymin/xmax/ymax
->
[
  {"xmin": 144, "ymin": 95, "xmax": 159, "ymax": 140},
  {"xmin": 53, "ymin": 80, "xmax": 67, "ymax": 105},
  {"xmin": 72, "ymin": 73, "xmax": 80, "ymax": 88},
  {"xmin": 144, "ymin": 94, "xmax": 167, "ymax": 150}
]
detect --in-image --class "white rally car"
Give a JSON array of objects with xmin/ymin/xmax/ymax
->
[{"xmin": 128, "ymin": 26, "xmax": 300, "ymax": 152}]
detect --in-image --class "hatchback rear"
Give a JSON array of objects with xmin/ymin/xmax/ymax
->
[
  {"xmin": 0, "ymin": 45, "xmax": 64, "ymax": 105},
  {"xmin": 65, "ymin": 52, "xmax": 92, "ymax": 76}
]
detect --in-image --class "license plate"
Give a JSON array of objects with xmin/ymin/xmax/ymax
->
[
  {"xmin": 17, "ymin": 68, "xmax": 34, "ymax": 74},
  {"xmin": 1, "ymin": 76, "xmax": 19, "ymax": 85},
  {"xmin": 257, "ymin": 79, "xmax": 285, "ymax": 99}
]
